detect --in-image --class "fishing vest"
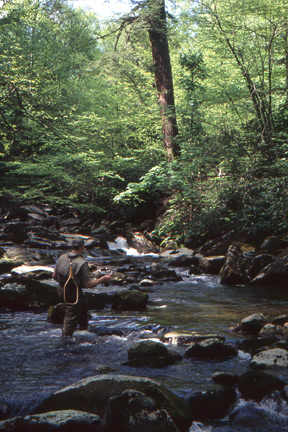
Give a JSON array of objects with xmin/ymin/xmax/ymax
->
[{"xmin": 56, "ymin": 253, "xmax": 87, "ymax": 288}]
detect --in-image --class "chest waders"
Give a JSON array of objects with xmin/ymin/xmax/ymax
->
[{"xmin": 63, "ymin": 259, "xmax": 79, "ymax": 305}]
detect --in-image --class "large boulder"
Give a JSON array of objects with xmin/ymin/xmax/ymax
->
[
  {"xmin": 126, "ymin": 340, "xmax": 182, "ymax": 368},
  {"xmin": 102, "ymin": 389, "xmax": 179, "ymax": 432},
  {"xmin": 0, "ymin": 277, "xmax": 59, "ymax": 310},
  {"xmin": 250, "ymin": 247, "xmax": 288, "ymax": 287},
  {"xmin": 219, "ymin": 243, "xmax": 255, "ymax": 285},
  {"xmin": 0, "ymin": 410, "xmax": 102, "ymax": 432},
  {"xmin": 33, "ymin": 375, "xmax": 193, "ymax": 432}
]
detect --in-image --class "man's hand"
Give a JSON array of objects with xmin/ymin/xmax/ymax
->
[
  {"xmin": 83, "ymin": 274, "xmax": 112, "ymax": 288},
  {"xmin": 101, "ymin": 275, "xmax": 112, "ymax": 283}
]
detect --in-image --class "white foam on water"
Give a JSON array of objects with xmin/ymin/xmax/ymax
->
[{"xmin": 107, "ymin": 236, "xmax": 159, "ymax": 257}]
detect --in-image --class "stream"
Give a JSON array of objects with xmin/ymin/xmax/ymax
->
[{"xmin": 1, "ymin": 249, "xmax": 288, "ymax": 430}]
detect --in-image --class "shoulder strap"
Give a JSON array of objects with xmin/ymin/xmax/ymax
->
[{"xmin": 63, "ymin": 259, "xmax": 79, "ymax": 305}]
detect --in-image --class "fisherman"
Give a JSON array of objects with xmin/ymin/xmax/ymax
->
[{"xmin": 52, "ymin": 237, "xmax": 111, "ymax": 336}]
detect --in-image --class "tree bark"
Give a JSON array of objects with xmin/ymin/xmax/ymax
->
[{"xmin": 147, "ymin": 0, "xmax": 180, "ymax": 161}]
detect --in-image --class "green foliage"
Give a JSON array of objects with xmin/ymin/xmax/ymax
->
[{"xmin": 1, "ymin": 0, "xmax": 288, "ymax": 243}]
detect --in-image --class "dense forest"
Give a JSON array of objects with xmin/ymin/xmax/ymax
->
[{"xmin": 0, "ymin": 0, "xmax": 287, "ymax": 247}]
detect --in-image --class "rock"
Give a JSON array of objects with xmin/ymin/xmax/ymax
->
[
  {"xmin": 24, "ymin": 236, "xmax": 56, "ymax": 249},
  {"xmin": 250, "ymin": 348, "xmax": 288, "ymax": 369},
  {"xmin": 3, "ymin": 247, "xmax": 42, "ymax": 265},
  {"xmin": 240, "ymin": 313, "xmax": 269, "ymax": 334},
  {"xmin": 126, "ymin": 340, "xmax": 182, "ymax": 368},
  {"xmin": 112, "ymin": 290, "xmax": 148, "ymax": 311},
  {"xmin": 188, "ymin": 387, "xmax": 237, "ymax": 421},
  {"xmin": 250, "ymin": 248, "xmax": 288, "ymax": 287},
  {"xmin": 249, "ymin": 253, "xmax": 274, "ymax": 279},
  {"xmin": 198, "ymin": 256, "xmax": 225, "ymax": 275},
  {"xmin": 197, "ymin": 232, "xmax": 239, "ymax": 256},
  {"xmin": 102, "ymin": 389, "xmax": 179, "ymax": 432},
  {"xmin": 283, "ymin": 323, "xmax": 288, "ymax": 338},
  {"xmin": 188, "ymin": 265, "xmax": 202, "ymax": 275},
  {"xmin": 33, "ymin": 375, "xmax": 193, "ymax": 432},
  {"xmin": 0, "ymin": 410, "xmax": 102, "ymax": 432},
  {"xmin": 160, "ymin": 248, "xmax": 194, "ymax": 259},
  {"xmin": 259, "ymin": 323, "xmax": 283, "ymax": 337},
  {"xmin": 168, "ymin": 334, "xmax": 225, "ymax": 346},
  {"xmin": 0, "ymin": 258, "xmax": 24, "ymax": 274},
  {"xmin": 185, "ymin": 338, "xmax": 238, "ymax": 360},
  {"xmin": 235, "ymin": 336, "xmax": 278, "ymax": 353},
  {"xmin": 110, "ymin": 271, "xmax": 126, "ymax": 285},
  {"xmin": 3, "ymin": 222, "xmax": 29, "ymax": 243},
  {"xmin": 271, "ymin": 314, "xmax": 288, "ymax": 326},
  {"xmin": 0, "ymin": 277, "xmax": 59, "ymax": 310},
  {"xmin": 129, "ymin": 232, "xmax": 159, "ymax": 254},
  {"xmin": 281, "ymin": 384, "xmax": 288, "ymax": 402},
  {"xmin": 150, "ymin": 263, "xmax": 182, "ymax": 281},
  {"xmin": 211, "ymin": 371, "xmax": 239, "ymax": 387},
  {"xmin": 166, "ymin": 250, "xmax": 195, "ymax": 267},
  {"xmin": 238, "ymin": 370, "xmax": 285, "ymax": 401},
  {"xmin": 47, "ymin": 303, "xmax": 66, "ymax": 324},
  {"xmin": 139, "ymin": 278, "xmax": 156, "ymax": 287},
  {"xmin": 260, "ymin": 236, "xmax": 288, "ymax": 253},
  {"xmin": 219, "ymin": 243, "xmax": 255, "ymax": 285}
]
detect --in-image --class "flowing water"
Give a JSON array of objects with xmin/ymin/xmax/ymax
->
[{"xmin": 1, "ymin": 254, "xmax": 288, "ymax": 430}]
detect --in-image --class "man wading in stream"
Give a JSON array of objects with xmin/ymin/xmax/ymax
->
[{"xmin": 52, "ymin": 237, "xmax": 111, "ymax": 337}]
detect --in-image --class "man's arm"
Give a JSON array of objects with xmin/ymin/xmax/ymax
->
[{"xmin": 83, "ymin": 275, "xmax": 111, "ymax": 288}]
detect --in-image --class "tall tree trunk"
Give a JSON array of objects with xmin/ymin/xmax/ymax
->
[{"xmin": 147, "ymin": 0, "xmax": 180, "ymax": 161}]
